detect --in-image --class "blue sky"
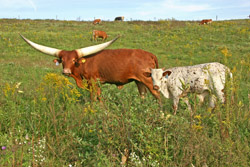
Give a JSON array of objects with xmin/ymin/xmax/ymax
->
[{"xmin": 0, "ymin": 0, "xmax": 249, "ymax": 21}]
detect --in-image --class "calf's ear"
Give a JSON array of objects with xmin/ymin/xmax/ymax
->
[
  {"xmin": 163, "ymin": 71, "xmax": 171, "ymax": 77},
  {"xmin": 143, "ymin": 72, "xmax": 151, "ymax": 77}
]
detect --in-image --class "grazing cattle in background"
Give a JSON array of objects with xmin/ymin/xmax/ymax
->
[
  {"xmin": 114, "ymin": 16, "xmax": 124, "ymax": 21},
  {"xmin": 93, "ymin": 19, "xmax": 101, "ymax": 25},
  {"xmin": 200, "ymin": 19, "xmax": 212, "ymax": 25},
  {"xmin": 20, "ymin": 34, "xmax": 160, "ymax": 101},
  {"xmin": 93, "ymin": 30, "xmax": 108, "ymax": 41},
  {"xmin": 144, "ymin": 62, "xmax": 232, "ymax": 114}
]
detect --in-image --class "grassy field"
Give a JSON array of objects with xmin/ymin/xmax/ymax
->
[{"xmin": 0, "ymin": 19, "xmax": 250, "ymax": 166}]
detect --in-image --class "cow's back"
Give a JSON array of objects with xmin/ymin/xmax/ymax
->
[{"xmin": 80, "ymin": 49, "xmax": 158, "ymax": 83}]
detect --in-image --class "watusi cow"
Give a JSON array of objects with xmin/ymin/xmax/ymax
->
[
  {"xmin": 20, "ymin": 34, "xmax": 161, "ymax": 101},
  {"xmin": 93, "ymin": 30, "xmax": 108, "ymax": 41},
  {"xmin": 114, "ymin": 16, "xmax": 124, "ymax": 21},
  {"xmin": 93, "ymin": 19, "xmax": 101, "ymax": 25},
  {"xmin": 144, "ymin": 62, "xmax": 232, "ymax": 114},
  {"xmin": 200, "ymin": 19, "xmax": 212, "ymax": 25}
]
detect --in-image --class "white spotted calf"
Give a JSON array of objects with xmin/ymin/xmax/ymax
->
[{"xmin": 147, "ymin": 62, "xmax": 232, "ymax": 114}]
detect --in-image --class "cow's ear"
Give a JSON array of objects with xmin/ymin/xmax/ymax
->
[
  {"xmin": 75, "ymin": 58, "xmax": 86, "ymax": 67},
  {"xmin": 163, "ymin": 71, "xmax": 171, "ymax": 77},
  {"xmin": 78, "ymin": 58, "xmax": 86, "ymax": 64},
  {"xmin": 143, "ymin": 72, "xmax": 151, "ymax": 77},
  {"xmin": 53, "ymin": 59, "xmax": 61, "ymax": 66}
]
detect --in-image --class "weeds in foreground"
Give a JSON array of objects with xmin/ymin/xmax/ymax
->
[{"xmin": 0, "ymin": 70, "xmax": 250, "ymax": 166}]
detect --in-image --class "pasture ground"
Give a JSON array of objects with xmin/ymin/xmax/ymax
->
[{"xmin": 0, "ymin": 19, "xmax": 250, "ymax": 166}]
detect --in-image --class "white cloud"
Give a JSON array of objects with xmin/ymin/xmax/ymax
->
[
  {"xmin": 27, "ymin": 0, "xmax": 37, "ymax": 11},
  {"xmin": 0, "ymin": 0, "xmax": 37, "ymax": 11}
]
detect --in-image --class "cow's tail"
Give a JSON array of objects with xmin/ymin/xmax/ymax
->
[
  {"xmin": 229, "ymin": 70, "xmax": 233, "ymax": 88},
  {"xmin": 229, "ymin": 71, "xmax": 233, "ymax": 79},
  {"xmin": 226, "ymin": 66, "xmax": 233, "ymax": 80},
  {"xmin": 226, "ymin": 68, "xmax": 235, "ymax": 104}
]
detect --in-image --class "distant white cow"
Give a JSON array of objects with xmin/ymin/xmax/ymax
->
[{"xmin": 145, "ymin": 62, "xmax": 232, "ymax": 114}]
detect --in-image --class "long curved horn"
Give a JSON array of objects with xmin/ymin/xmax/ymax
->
[
  {"xmin": 76, "ymin": 35, "xmax": 120, "ymax": 58},
  {"xmin": 20, "ymin": 34, "xmax": 61, "ymax": 57}
]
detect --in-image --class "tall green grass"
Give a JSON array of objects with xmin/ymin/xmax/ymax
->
[{"xmin": 0, "ymin": 19, "xmax": 250, "ymax": 166}]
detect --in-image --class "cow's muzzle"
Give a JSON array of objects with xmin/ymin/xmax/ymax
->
[
  {"xmin": 62, "ymin": 68, "xmax": 71, "ymax": 76},
  {"xmin": 153, "ymin": 85, "xmax": 160, "ymax": 90}
]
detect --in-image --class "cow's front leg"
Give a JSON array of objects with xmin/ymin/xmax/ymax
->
[
  {"xmin": 88, "ymin": 80, "xmax": 102, "ymax": 102},
  {"xmin": 96, "ymin": 86, "xmax": 102, "ymax": 102},
  {"xmin": 70, "ymin": 74, "xmax": 85, "ymax": 88}
]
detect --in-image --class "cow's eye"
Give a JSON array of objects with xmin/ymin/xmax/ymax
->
[{"xmin": 74, "ymin": 60, "xmax": 80, "ymax": 66}]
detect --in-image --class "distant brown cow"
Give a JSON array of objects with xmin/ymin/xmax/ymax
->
[
  {"xmin": 200, "ymin": 19, "xmax": 212, "ymax": 25},
  {"xmin": 93, "ymin": 30, "xmax": 108, "ymax": 41},
  {"xmin": 20, "ymin": 35, "xmax": 161, "ymax": 101},
  {"xmin": 93, "ymin": 19, "xmax": 101, "ymax": 25}
]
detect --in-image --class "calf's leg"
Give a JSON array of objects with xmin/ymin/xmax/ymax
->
[
  {"xmin": 173, "ymin": 98, "xmax": 179, "ymax": 115},
  {"xmin": 209, "ymin": 95, "xmax": 216, "ymax": 109},
  {"xmin": 183, "ymin": 98, "xmax": 192, "ymax": 111},
  {"xmin": 197, "ymin": 91, "xmax": 209, "ymax": 105}
]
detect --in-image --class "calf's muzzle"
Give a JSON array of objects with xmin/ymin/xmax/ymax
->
[{"xmin": 153, "ymin": 85, "xmax": 160, "ymax": 90}]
